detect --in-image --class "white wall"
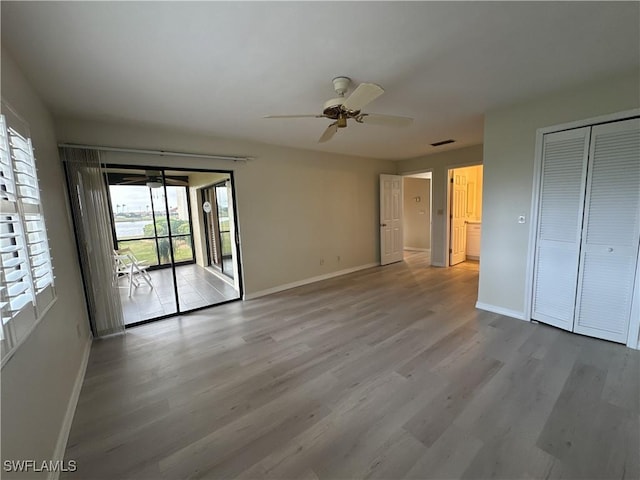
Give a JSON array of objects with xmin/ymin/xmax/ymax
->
[
  {"xmin": 479, "ymin": 70, "xmax": 640, "ymax": 316},
  {"xmin": 55, "ymin": 119, "xmax": 396, "ymax": 297},
  {"xmin": 396, "ymin": 145, "xmax": 483, "ymax": 266},
  {"xmin": 403, "ymin": 177, "xmax": 430, "ymax": 250},
  {"xmin": 1, "ymin": 48, "xmax": 92, "ymax": 478}
]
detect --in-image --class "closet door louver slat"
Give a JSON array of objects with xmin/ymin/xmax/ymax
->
[
  {"xmin": 532, "ymin": 127, "xmax": 590, "ymax": 331},
  {"xmin": 574, "ymin": 118, "xmax": 640, "ymax": 343}
]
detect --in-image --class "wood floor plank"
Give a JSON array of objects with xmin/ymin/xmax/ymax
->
[
  {"xmin": 61, "ymin": 252, "xmax": 640, "ymax": 480},
  {"xmin": 404, "ymin": 423, "xmax": 484, "ymax": 480}
]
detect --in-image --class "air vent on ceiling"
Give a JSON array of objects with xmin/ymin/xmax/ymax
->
[{"xmin": 430, "ymin": 139, "xmax": 455, "ymax": 147}]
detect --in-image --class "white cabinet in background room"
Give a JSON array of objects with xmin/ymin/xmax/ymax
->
[
  {"xmin": 466, "ymin": 222, "xmax": 481, "ymax": 259},
  {"xmin": 532, "ymin": 117, "xmax": 640, "ymax": 344}
]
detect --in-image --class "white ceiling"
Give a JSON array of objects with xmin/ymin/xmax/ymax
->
[{"xmin": 2, "ymin": 2, "xmax": 638, "ymax": 160}]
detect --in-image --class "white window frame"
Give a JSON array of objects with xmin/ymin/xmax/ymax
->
[{"xmin": 1, "ymin": 104, "xmax": 57, "ymax": 365}]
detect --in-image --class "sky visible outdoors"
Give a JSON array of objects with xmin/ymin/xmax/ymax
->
[{"xmin": 109, "ymin": 185, "xmax": 181, "ymax": 214}]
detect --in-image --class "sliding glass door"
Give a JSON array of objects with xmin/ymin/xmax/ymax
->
[{"xmin": 106, "ymin": 167, "xmax": 241, "ymax": 326}]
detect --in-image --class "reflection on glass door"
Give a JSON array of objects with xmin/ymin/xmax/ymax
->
[
  {"xmin": 215, "ymin": 182, "xmax": 234, "ymax": 280},
  {"xmin": 203, "ymin": 187, "xmax": 222, "ymax": 270},
  {"xmin": 202, "ymin": 182, "xmax": 234, "ymax": 280}
]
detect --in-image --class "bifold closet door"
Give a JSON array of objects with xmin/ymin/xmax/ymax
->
[
  {"xmin": 574, "ymin": 118, "xmax": 640, "ymax": 343},
  {"xmin": 532, "ymin": 127, "xmax": 590, "ymax": 331}
]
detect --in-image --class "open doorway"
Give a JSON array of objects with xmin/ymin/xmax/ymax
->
[
  {"xmin": 447, "ymin": 165, "xmax": 483, "ymax": 267},
  {"xmin": 105, "ymin": 167, "xmax": 242, "ymax": 326},
  {"xmin": 402, "ymin": 172, "xmax": 432, "ymax": 265}
]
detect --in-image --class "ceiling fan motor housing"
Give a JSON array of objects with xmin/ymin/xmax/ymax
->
[
  {"xmin": 323, "ymin": 76, "xmax": 361, "ymax": 123},
  {"xmin": 323, "ymin": 97, "xmax": 361, "ymax": 120}
]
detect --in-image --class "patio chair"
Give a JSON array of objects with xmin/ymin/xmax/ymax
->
[{"xmin": 113, "ymin": 248, "xmax": 154, "ymax": 297}]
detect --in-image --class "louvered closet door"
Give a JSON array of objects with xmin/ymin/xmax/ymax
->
[
  {"xmin": 574, "ymin": 118, "xmax": 640, "ymax": 343},
  {"xmin": 532, "ymin": 128, "xmax": 590, "ymax": 331}
]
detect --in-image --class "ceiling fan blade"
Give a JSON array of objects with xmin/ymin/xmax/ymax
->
[
  {"xmin": 318, "ymin": 122, "xmax": 339, "ymax": 143},
  {"xmin": 264, "ymin": 114, "xmax": 325, "ymax": 119},
  {"xmin": 118, "ymin": 179, "xmax": 146, "ymax": 185},
  {"xmin": 359, "ymin": 113, "xmax": 413, "ymax": 127},
  {"xmin": 122, "ymin": 176, "xmax": 147, "ymax": 181},
  {"xmin": 165, "ymin": 178, "xmax": 188, "ymax": 186},
  {"xmin": 341, "ymin": 83, "xmax": 384, "ymax": 111}
]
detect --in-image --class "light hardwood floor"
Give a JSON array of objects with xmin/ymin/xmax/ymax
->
[{"xmin": 63, "ymin": 252, "xmax": 639, "ymax": 479}]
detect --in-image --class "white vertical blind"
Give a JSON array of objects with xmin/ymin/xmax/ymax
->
[
  {"xmin": 574, "ymin": 118, "xmax": 640, "ymax": 342},
  {"xmin": 60, "ymin": 147, "xmax": 124, "ymax": 337},
  {"xmin": 532, "ymin": 127, "xmax": 590, "ymax": 331}
]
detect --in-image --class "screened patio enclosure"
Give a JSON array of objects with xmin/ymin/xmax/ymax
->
[{"xmin": 105, "ymin": 167, "xmax": 241, "ymax": 325}]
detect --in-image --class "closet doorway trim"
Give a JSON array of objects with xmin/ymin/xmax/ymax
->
[{"xmin": 524, "ymin": 108, "xmax": 640, "ymax": 349}]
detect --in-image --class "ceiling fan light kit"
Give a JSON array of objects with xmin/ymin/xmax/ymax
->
[{"xmin": 265, "ymin": 76, "xmax": 413, "ymax": 143}]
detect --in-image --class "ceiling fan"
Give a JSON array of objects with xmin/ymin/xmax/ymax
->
[
  {"xmin": 264, "ymin": 77, "xmax": 413, "ymax": 143},
  {"xmin": 117, "ymin": 170, "xmax": 188, "ymax": 189}
]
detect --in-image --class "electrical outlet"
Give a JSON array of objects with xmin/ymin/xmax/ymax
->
[
  {"xmin": 320, "ymin": 258, "xmax": 324, "ymax": 265},
  {"xmin": 337, "ymin": 255, "xmax": 341, "ymax": 262}
]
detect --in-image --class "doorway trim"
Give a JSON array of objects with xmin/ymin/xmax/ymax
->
[
  {"xmin": 401, "ymin": 171, "xmax": 433, "ymax": 265},
  {"xmin": 524, "ymin": 108, "xmax": 640, "ymax": 349},
  {"xmin": 445, "ymin": 163, "xmax": 482, "ymax": 268}
]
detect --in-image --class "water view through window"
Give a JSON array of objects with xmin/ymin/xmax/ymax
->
[{"xmin": 109, "ymin": 184, "xmax": 194, "ymax": 266}]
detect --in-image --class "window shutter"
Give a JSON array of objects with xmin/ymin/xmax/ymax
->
[
  {"xmin": 1, "ymin": 117, "xmax": 35, "ymax": 328},
  {"xmin": 8, "ymin": 127, "xmax": 54, "ymax": 299},
  {"xmin": 0, "ymin": 109, "xmax": 56, "ymax": 361}
]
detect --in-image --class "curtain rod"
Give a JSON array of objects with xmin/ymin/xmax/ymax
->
[{"xmin": 57, "ymin": 143, "xmax": 252, "ymax": 162}]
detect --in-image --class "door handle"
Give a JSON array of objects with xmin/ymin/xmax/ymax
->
[
  {"xmin": 607, "ymin": 247, "xmax": 614, "ymax": 252},
  {"xmin": 381, "ymin": 223, "xmax": 387, "ymax": 227}
]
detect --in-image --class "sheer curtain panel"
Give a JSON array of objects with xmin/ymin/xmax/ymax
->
[{"xmin": 60, "ymin": 147, "xmax": 124, "ymax": 336}]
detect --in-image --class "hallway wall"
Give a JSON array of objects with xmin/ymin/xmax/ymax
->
[{"xmin": 403, "ymin": 177, "xmax": 431, "ymax": 251}]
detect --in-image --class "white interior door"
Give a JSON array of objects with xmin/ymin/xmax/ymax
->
[
  {"xmin": 574, "ymin": 118, "xmax": 640, "ymax": 343},
  {"xmin": 449, "ymin": 171, "xmax": 468, "ymax": 266},
  {"xmin": 380, "ymin": 174, "xmax": 403, "ymax": 265},
  {"xmin": 532, "ymin": 127, "xmax": 590, "ymax": 331}
]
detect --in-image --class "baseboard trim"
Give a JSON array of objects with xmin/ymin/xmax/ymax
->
[
  {"xmin": 403, "ymin": 247, "xmax": 430, "ymax": 252},
  {"xmin": 244, "ymin": 263, "xmax": 380, "ymax": 300},
  {"xmin": 49, "ymin": 335, "xmax": 92, "ymax": 480},
  {"xmin": 431, "ymin": 261, "xmax": 445, "ymax": 267},
  {"xmin": 475, "ymin": 302, "xmax": 527, "ymax": 321}
]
